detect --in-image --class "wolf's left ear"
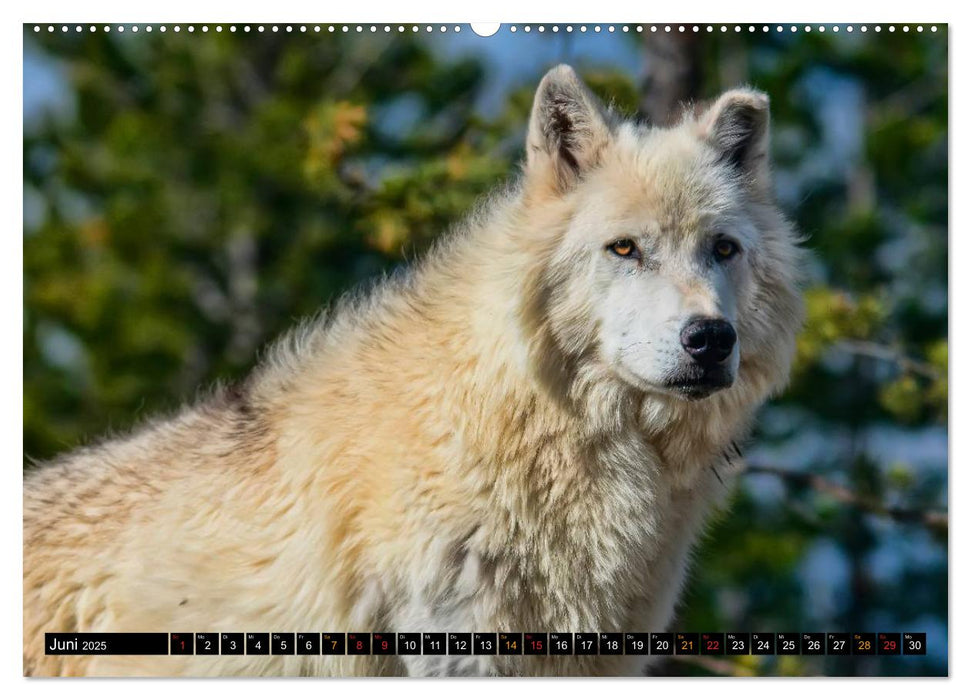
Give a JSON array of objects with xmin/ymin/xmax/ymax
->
[
  {"xmin": 526, "ymin": 65, "xmax": 611, "ymax": 191},
  {"xmin": 700, "ymin": 89, "xmax": 771, "ymax": 187}
]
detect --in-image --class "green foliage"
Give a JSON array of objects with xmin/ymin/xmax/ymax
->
[
  {"xmin": 24, "ymin": 31, "xmax": 520, "ymax": 461},
  {"xmin": 795, "ymin": 287, "xmax": 885, "ymax": 370}
]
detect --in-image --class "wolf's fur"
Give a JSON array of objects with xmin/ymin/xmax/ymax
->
[{"xmin": 23, "ymin": 66, "xmax": 804, "ymax": 677}]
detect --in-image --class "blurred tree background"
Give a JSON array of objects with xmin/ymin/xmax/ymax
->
[{"xmin": 23, "ymin": 24, "xmax": 947, "ymax": 676}]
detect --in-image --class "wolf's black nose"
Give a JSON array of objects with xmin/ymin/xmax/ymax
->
[{"xmin": 680, "ymin": 318, "xmax": 736, "ymax": 366}]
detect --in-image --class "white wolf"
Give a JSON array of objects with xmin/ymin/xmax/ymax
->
[{"xmin": 23, "ymin": 65, "xmax": 804, "ymax": 676}]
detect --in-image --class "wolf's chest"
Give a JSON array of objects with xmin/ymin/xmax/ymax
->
[
  {"xmin": 448, "ymin": 450, "xmax": 715, "ymax": 625},
  {"xmin": 389, "ymin": 460, "xmax": 721, "ymax": 676},
  {"xmin": 497, "ymin": 471, "xmax": 709, "ymax": 624}
]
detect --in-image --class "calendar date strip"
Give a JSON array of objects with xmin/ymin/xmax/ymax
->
[{"xmin": 45, "ymin": 631, "xmax": 927, "ymax": 656}]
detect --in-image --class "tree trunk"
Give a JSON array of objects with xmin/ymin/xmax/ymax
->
[{"xmin": 639, "ymin": 33, "xmax": 702, "ymax": 125}]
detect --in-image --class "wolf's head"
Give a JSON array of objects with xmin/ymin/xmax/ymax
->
[{"xmin": 518, "ymin": 65, "xmax": 804, "ymax": 422}]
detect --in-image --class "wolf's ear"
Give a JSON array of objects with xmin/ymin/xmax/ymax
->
[
  {"xmin": 526, "ymin": 65, "xmax": 611, "ymax": 191},
  {"xmin": 700, "ymin": 89, "xmax": 771, "ymax": 187}
]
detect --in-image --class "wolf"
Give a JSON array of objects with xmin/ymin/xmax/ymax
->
[{"xmin": 23, "ymin": 65, "xmax": 804, "ymax": 677}]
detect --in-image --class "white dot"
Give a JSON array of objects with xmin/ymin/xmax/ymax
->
[
  {"xmin": 918, "ymin": 25, "xmax": 924, "ymax": 32},
  {"xmin": 553, "ymin": 26, "xmax": 560, "ymax": 32},
  {"xmin": 889, "ymin": 26, "xmax": 895, "ymax": 32},
  {"xmin": 609, "ymin": 26, "xmax": 615, "ymax": 33},
  {"xmin": 790, "ymin": 25, "xmax": 797, "ymax": 32},
  {"xmin": 819, "ymin": 26, "xmax": 826, "ymax": 32},
  {"xmin": 861, "ymin": 25, "xmax": 868, "ymax": 32},
  {"xmin": 455, "ymin": 26, "xmax": 461, "ymax": 32},
  {"xmin": 567, "ymin": 26, "xmax": 574, "ymax": 32},
  {"xmin": 932, "ymin": 26, "xmax": 938, "ymax": 32},
  {"xmin": 594, "ymin": 25, "xmax": 601, "ymax": 33},
  {"xmin": 651, "ymin": 26, "xmax": 657, "ymax": 33},
  {"xmin": 904, "ymin": 26, "xmax": 910, "ymax": 32},
  {"xmin": 847, "ymin": 25, "xmax": 853, "ymax": 32},
  {"xmin": 776, "ymin": 25, "xmax": 783, "ymax": 32},
  {"xmin": 635, "ymin": 25, "xmax": 642, "ymax": 32},
  {"xmin": 622, "ymin": 26, "xmax": 628, "ymax": 32},
  {"xmin": 511, "ymin": 26, "xmax": 517, "ymax": 33},
  {"xmin": 525, "ymin": 26, "xmax": 531, "ymax": 33},
  {"xmin": 721, "ymin": 25, "xmax": 727, "ymax": 33},
  {"xmin": 875, "ymin": 26, "xmax": 882, "ymax": 32},
  {"xmin": 117, "ymin": 26, "xmax": 123, "ymax": 33},
  {"xmin": 132, "ymin": 25, "xmax": 139, "ymax": 32},
  {"xmin": 833, "ymin": 26, "xmax": 840, "ymax": 32},
  {"xmin": 735, "ymin": 26, "xmax": 741, "ymax": 32}
]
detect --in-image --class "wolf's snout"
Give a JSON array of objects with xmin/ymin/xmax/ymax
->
[{"xmin": 680, "ymin": 318, "xmax": 736, "ymax": 367}]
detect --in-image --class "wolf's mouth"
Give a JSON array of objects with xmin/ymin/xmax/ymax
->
[{"xmin": 663, "ymin": 373, "xmax": 734, "ymax": 400}]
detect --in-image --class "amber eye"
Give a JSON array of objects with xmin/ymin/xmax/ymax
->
[
  {"xmin": 608, "ymin": 239, "xmax": 639, "ymax": 259},
  {"xmin": 714, "ymin": 239, "xmax": 740, "ymax": 260}
]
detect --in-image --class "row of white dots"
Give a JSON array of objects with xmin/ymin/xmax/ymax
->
[
  {"xmin": 33, "ymin": 25, "xmax": 464, "ymax": 33},
  {"xmin": 513, "ymin": 24, "xmax": 939, "ymax": 33},
  {"xmin": 32, "ymin": 24, "xmax": 940, "ymax": 34}
]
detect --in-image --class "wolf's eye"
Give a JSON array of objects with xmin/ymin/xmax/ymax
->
[
  {"xmin": 714, "ymin": 239, "xmax": 740, "ymax": 261},
  {"xmin": 608, "ymin": 239, "xmax": 640, "ymax": 259}
]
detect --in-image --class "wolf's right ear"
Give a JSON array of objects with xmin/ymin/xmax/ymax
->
[
  {"xmin": 526, "ymin": 65, "xmax": 611, "ymax": 192},
  {"xmin": 699, "ymin": 89, "xmax": 771, "ymax": 188}
]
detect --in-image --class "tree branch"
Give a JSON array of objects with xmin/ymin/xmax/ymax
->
[
  {"xmin": 744, "ymin": 463, "xmax": 947, "ymax": 534},
  {"xmin": 835, "ymin": 339, "xmax": 942, "ymax": 380}
]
